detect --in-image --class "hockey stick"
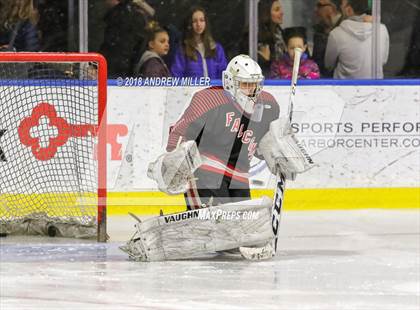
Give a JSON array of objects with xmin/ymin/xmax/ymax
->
[{"xmin": 239, "ymin": 48, "xmax": 303, "ymax": 260}]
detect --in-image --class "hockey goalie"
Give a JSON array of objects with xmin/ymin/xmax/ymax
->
[{"xmin": 121, "ymin": 54, "xmax": 314, "ymax": 261}]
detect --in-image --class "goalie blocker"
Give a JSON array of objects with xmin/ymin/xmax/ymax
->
[{"xmin": 257, "ymin": 116, "xmax": 315, "ymax": 180}]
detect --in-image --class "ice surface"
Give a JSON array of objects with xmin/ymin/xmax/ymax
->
[{"xmin": 1, "ymin": 210, "xmax": 419, "ymax": 310}]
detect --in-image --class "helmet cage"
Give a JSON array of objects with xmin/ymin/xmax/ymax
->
[{"xmin": 233, "ymin": 75, "xmax": 264, "ymax": 102}]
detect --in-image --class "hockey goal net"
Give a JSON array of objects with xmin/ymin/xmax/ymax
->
[{"xmin": 0, "ymin": 53, "xmax": 107, "ymax": 242}]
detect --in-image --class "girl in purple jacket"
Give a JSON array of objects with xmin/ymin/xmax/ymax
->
[
  {"xmin": 171, "ymin": 6, "xmax": 227, "ymax": 79},
  {"xmin": 270, "ymin": 27, "xmax": 320, "ymax": 80}
]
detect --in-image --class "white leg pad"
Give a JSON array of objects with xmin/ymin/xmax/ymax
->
[{"xmin": 120, "ymin": 197, "xmax": 274, "ymax": 261}]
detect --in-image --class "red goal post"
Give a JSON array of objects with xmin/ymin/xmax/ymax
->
[{"xmin": 0, "ymin": 53, "xmax": 107, "ymax": 242}]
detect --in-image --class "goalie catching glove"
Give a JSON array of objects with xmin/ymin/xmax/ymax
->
[
  {"xmin": 147, "ymin": 140, "xmax": 202, "ymax": 195},
  {"xmin": 258, "ymin": 117, "xmax": 314, "ymax": 180}
]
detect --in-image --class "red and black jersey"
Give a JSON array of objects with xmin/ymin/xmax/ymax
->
[{"xmin": 167, "ymin": 86, "xmax": 280, "ymax": 188}]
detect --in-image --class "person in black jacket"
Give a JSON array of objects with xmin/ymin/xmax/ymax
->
[
  {"xmin": 99, "ymin": 0, "xmax": 148, "ymax": 78},
  {"xmin": 258, "ymin": 0, "xmax": 287, "ymax": 76},
  {"xmin": 36, "ymin": 0, "xmax": 68, "ymax": 52},
  {"xmin": 0, "ymin": 0, "xmax": 40, "ymax": 52},
  {"xmin": 312, "ymin": 0, "xmax": 343, "ymax": 78},
  {"xmin": 240, "ymin": 0, "xmax": 286, "ymax": 77}
]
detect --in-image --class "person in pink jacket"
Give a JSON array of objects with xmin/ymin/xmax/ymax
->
[{"xmin": 270, "ymin": 27, "xmax": 320, "ymax": 80}]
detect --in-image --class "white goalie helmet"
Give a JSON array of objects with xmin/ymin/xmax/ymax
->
[{"xmin": 223, "ymin": 54, "xmax": 264, "ymax": 114}]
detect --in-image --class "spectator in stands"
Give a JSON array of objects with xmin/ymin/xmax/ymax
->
[
  {"xmin": 171, "ymin": 6, "xmax": 227, "ymax": 79},
  {"xmin": 99, "ymin": 0, "xmax": 148, "ymax": 78},
  {"xmin": 132, "ymin": 0, "xmax": 155, "ymax": 20},
  {"xmin": 312, "ymin": 0, "xmax": 343, "ymax": 77},
  {"xmin": 36, "ymin": 0, "xmax": 67, "ymax": 51},
  {"xmin": 325, "ymin": 0, "xmax": 389, "ymax": 79},
  {"xmin": 270, "ymin": 27, "xmax": 320, "ymax": 80},
  {"xmin": 0, "ymin": 0, "xmax": 39, "ymax": 52},
  {"xmin": 134, "ymin": 22, "xmax": 170, "ymax": 77},
  {"xmin": 257, "ymin": 0, "xmax": 287, "ymax": 76},
  {"xmin": 402, "ymin": 10, "xmax": 420, "ymax": 77}
]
